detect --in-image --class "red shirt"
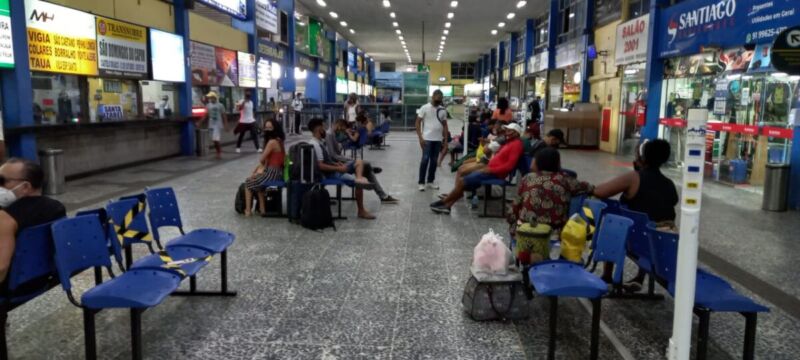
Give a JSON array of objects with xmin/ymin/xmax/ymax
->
[
  {"xmin": 492, "ymin": 109, "xmax": 514, "ymax": 123},
  {"xmin": 487, "ymin": 138, "xmax": 523, "ymax": 178}
]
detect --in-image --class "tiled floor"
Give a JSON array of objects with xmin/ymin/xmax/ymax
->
[{"xmin": 6, "ymin": 132, "xmax": 800, "ymax": 359}]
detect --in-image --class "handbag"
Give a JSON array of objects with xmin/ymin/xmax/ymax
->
[
  {"xmin": 515, "ymin": 223, "xmax": 552, "ymax": 265},
  {"xmin": 462, "ymin": 266, "xmax": 530, "ymax": 321},
  {"xmin": 560, "ymin": 207, "xmax": 595, "ymax": 263}
]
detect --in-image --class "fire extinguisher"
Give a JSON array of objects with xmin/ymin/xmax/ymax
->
[{"xmin": 636, "ymin": 100, "xmax": 646, "ymax": 127}]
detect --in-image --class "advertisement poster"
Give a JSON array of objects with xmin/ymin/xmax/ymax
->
[
  {"xmin": 659, "ymin": 0, "xmax": 798, "ymax": 58},
  {"xmin": 197, "ymin": 0, "xmax": 246, "ymax": 20},
  {"xmin": 749, "ymin": 43, "xmax": 772, "ymax": 71},
  {"xmin": 96, "ymin": 16, "xmax": 147, "ymax": 79},
  {"xmin": 216, "ymin": 47, "xmax": 238, "ymax": 87},
  {"xmin": 237, "ymin": 51, "xmax": 256, "ymax": 88},
  {"xmin": 190, "ymin": 41, "xmax": 218, "ymax": 85},
  {"xmin": 26, "ymin": 0, "xmax": 97, "ymax": 75},
  {"xmin": 402, "ymin": 72, "xmax": 429, "ymax": 106},
  {"xmin": 309, "ymin": 18, "xmax": 325, "ymax": 58},
  {"xmin": 0, "ymin": 0, "xmax": 14, "ymax": 68},
  {"xmin": 149, "ymin": 29, "xmax": 185, "ymax": 83},
  {"xmin": 257, "ymin": 58, "xmax": 270, "ymax": 89},
  {"xmin": 295, "ymin": 15, "xmax": 309, "ymax": 55},
  {"xmin": 255, "ymin": 0, "xmax": 278, "ymax": 34},
  {"xmin": 719, "ymin": 47, "xmax": 753, "ymax": 72},
  {"xmin": 615, "ymin": 15, "xmax": 649, "ymax": 66}
]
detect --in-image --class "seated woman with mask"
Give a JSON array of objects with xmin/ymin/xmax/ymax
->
[{"xmin": 243, "ymin": 119, "xmax": 285, "ymax": 217}]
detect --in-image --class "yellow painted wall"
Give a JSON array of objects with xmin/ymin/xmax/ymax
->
[
  {"xmin": 426, "ymin": 61, "xmax": 475, "ymax": 86},
  {"xmin": 49, "ymin": 0, "xmax": 175, "ymax": 32},
  {"xmin": 189, "ymin": 13, "xmax": 248, "ymax": 51},
  {"xmin": 590, "ymin": 20, "xmax": 622, "ymax": 153}
]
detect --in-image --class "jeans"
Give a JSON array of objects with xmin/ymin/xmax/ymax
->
[
  {"xmin": 418, "ymin": 141, "xmax": 442, "ymax": 185},
  {"xmin": 294, "ymin": 113, "xmax": 302, "ymax": 134},
  {"xmin": 236, "ymin": 123, "xmax": 260, "ymax": 149}
]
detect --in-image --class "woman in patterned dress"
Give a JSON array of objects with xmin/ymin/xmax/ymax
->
[{"xmin": 244, "ymin": 119, "xmax": 285, "ymax": 216}]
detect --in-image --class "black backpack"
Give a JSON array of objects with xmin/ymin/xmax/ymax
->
[
  {"xmin": 300, "ymin": 184, "xmax": 335, "ymax": 231},
  {"xmin": 235, "ymin": 182, "xmax": 259, "ymax": 214},
  {"xmin": 289, "ymin": 142, "xmax": 319, "ymax": 183}
]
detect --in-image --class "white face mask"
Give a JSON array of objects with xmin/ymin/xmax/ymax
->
[{"xmin": 0, "ymin": 183, "xmax": 22, "ymax": 208}]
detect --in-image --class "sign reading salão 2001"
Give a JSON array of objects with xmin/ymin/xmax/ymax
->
[{"xmin": 25, "ymin": 0, "xmax": 98, "ymax": 75}]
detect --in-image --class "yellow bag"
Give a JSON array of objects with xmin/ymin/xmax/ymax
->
[
  {"xmin": 475, "ymin": 143, "xmax": 485, "ymax": 161},
  {"xmin": 560, "ymin": 207, "xmax": 595, "ymax": 263},
  {"xmin": 515, "ymin": 223, "xmax": 551, "ymax": 265}
]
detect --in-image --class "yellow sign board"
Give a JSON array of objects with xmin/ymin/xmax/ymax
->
[
  {"xmin": 25, "ymin": 0, "xmax": 98, "ymax": 75},
  {"xmin": 96, "ymin": 16, "xmax": 147, "ymax": 78}
]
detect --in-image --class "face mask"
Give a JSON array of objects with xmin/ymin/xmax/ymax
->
[
  {"xmin": 0, "ymin": 183, "xmax": 22, "ymax": 208},
  {"xmin": 433, "ymin": 99, "xmax": 443, "ymax": 106}
]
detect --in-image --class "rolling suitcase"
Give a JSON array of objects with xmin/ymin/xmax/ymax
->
[{"xmin": 288, "ymin": 142, "xmax": 317, "ymax": 222}]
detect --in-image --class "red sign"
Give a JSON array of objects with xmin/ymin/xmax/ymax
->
[
  {"xmin": 659, "ymin": 118, "xmax": 687, "ymax": 127},
  {"xmin": 601, "ymin": 108, "xmax": 612, "ymax": 142},
  {"xmin": 711, "ymin": 123, "xmax": 759, "ymax": 134},
  {"xmin": 706, "ymin": 122, "xmax": 722, "ymax": 131},
  {"xmin": 762, "ymin": 126, "xmax": 794, "ymax": 139},
  {"xmin": 741, "ymin": 125, "xmax": 758, "ymax": 135}
]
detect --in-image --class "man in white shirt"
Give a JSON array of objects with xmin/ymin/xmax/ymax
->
[
  {"xmin": 235, "ymin": 93, "xmax": 260, "ymax": 153},
  {"xmin": 291, "ymin": 93, "xmax": 304, "ymax": 135},
  {"xmin": 344, "ymin": 93, "xmax": 360, "ymax": 123},
  {"xmin": 415, "ymin": 90, "xmax": 448, "ymax": 191}
]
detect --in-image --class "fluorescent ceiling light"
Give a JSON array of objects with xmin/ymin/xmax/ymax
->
[
  {"xmin": 390, "ymin": 12, "xmax": 396, "ymax": 18},
  {"xmin": 349, "ymin": 29, "xmax": 355, "ymax": 34},
  {"xmin": 329, "ymin": 11, "xmax": 338, "ymax": 18},
  {"xmin": 447, "ymin": 12, "xmax": 454, "ymax": 19},
  {"xmin": 445, "ymin": 22, "xmax": 451, "ymax": 28},
  {"xmin": 516, "ymin": 1, "xmax": 527, "ymax": 8},
  {"xmin": 316, "ymin": 0, "xmax": 326, "ymax": 7},
  {"xmin": 392, "ymin": 22, "xmax": 398, "ymax": 27},
  {"xmin": 491, "ymin": 29, "xmax": 498, "ymax": 35},
  {"xmin": 450, "ymin": 1, "xmax": 458, "ymax": 8},
  {"xmin": 443, "ymin": 29, "xmax": 449, "ymax": 35},
  {"xmin": 507, "ymin": 13, "xmax": 515, "ymax": 19},
  {"xmin": 440, "ymin": 41, "xmax": 445, "ymax": 45},
  {"xmin": 340, "ymin": 21, "xmax": 348, "ymax": 27},
  {"xmin": 401, "ymin": 40, "xmax": 406, "ymax": 45},
  {"xmin": 399, "ymin": 35, "xmax": 404, "ymax": 40},
  {"xmin": 498, "ymin": 22, "xmax": 506, "ymax": 28},
  {"xmin": 569, "ymin": 13, "xmax": 575, "ymax": 18},
  {"xmin": 396, "ymin": 29, "xmax": 402, "ymax": 34},
  {"xmin": 441, "ymin": 36, "xmax": 446, "ymax": 40},
  {"xmin": 382, "ymin": 0, "xmax": 391, "ymax": 8},
  {"xmin": 318, "ymin": 73, "xmax": 326, "ymax": 79}
]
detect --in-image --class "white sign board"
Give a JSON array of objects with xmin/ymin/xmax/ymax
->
[
  {"xmin": 615, "ymin": 15, "xmax": 649, "ymax": 66},
  {"xmin": 149, "ymin": 29, "xmax": 186, "ymax": 83},
  {"xmin": 0, "ymin": 0, "xmax": 13, "ymax": 68},
  {"xmin": 237, "ymin": 51, "xmax": 256, "ymax": 88},
  {"xmin": 256, "ymin": 0, "xmax": 279, "ymax": 34},
  {"xmin": 257, "ymin": 58, "xmax": 271, "ymax": 89}
]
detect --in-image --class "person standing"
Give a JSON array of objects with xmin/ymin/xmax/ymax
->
[
  {"xmin": 158, "ymin": 95, "xmax": 172, "ymax": 119},
  {"xmin": 291, "ymin": 93, "xmax": 304, "ymax": 135},
  {"xmin": 492, "ymin": 97, "xmax": 513, "ymax": 124},
  {"xmin": 235, "ymin": 93, "xmax": 261, "ymax": 153},
  {"xmin": 344, "ymin": 93, "xmax": 361, "ymax": 124},
  {"xmin": 204, "ymin": 91, "xmax": 228, "ymax": 160},
  {"xmin": 415, "ymin": 89, "xmax": 448, "ymax": 191}
]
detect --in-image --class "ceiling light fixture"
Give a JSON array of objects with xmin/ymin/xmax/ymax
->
[
  {"xmin": 396, "ymin": 29, "xmax": 402, "ymax": 34},
  {"xmin": 401, "ymin": 40, "xmax": 406, "ymax": 45},
  {"xmin": 398, "ymin": 35, "xmax": 404, "ymax": 40},
  {"xmin": 316, "ymin": 0, "xmax": 326, "ymax": 7},
  {"xmin": 392, "ymin": 22, "xmax": 398, "ymax": 27},
  {"xmin": 390, "ymin": 12, "xmax": 396, "ymax": 18},
  {"xmin": 440, "ymin": 41, "xmax": 445, "ymax": 45},
  {"xmin": 569, "ymin": 13, "xmax": 575, "ymax": 18},
  {"xmin": 445, "ymin": 22, "xmax": 451, "ymax": 28},
  {"xmin": 450, "ymin": 1, "xmax": 458, "ymax": 8},
  {"xmin": 498, "ymin": 22, "xmax": 506, "ymax": 28},
  {"xmin": 441, "ymin": 36, "xmax": 446, "ymax": 40},
  {"xmin": 447, "ymin": 12, "xmax": 454, "ymax": 19},
  {"xmin": 349, "ymin": 29, "xmax": 355, "ymax": 34},
  {"xmin": 516, "ymin": 1, "xmax": 527, "ymax": 8},
  {"xmin": 491, "ymin": 29, "xmax": 498, "ymax": 35},
  {"xmin": 340, "ymin": 21, "xmax": 348, "ymax": 27},
  {"xmin": 507, "ymin": 13, "xmax": 515, "ymax": 19},
  {"xmin": 443, "ymin": 29, "xmax": 449, "ymax": 35},
  {"xmin": 382, "ymin": 0, "xmax": 391, "ymax": 8},
  {"xmin": 329, "ymin": 11, "xmax": 338, "ymax": 18}
]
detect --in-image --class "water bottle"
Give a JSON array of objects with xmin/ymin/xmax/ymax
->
[{"xmin": 549, "ymin": 239, "xmax": 561, "ymax": 260}]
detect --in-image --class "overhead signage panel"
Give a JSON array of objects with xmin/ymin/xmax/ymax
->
[
  {"xmin": 26, "ymin": 0, "xmax": 98, "ymax": 75},
  {"xmin": 197, "ymin": 0, "xmax": 246, "ymax": 20},
  {"xmin": 96, "ymin": 16, "xmax": 147, "ymax": 79}
]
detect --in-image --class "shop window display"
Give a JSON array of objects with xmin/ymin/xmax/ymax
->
[
  {"xmin": 618, "ymin": 62, "xmax": 646, "ymax": 157},
  {"xmin": 32, "ymin": 73, "xmax": 84, "ymax": 124}
]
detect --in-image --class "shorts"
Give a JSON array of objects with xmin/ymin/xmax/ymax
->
[
  {"xmin": 210, "ymin": 123, "xmax": 223, "ymax": 142},
  {"xmin": 463, "ymin": 172, "xmax": 500, "ymax": 191}
]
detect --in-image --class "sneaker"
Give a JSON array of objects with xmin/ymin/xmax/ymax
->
[
  {"xmin": 257, "ymin": 148, "xmax": 263, "ymax": 153},
  {"xmin": 427, "ymin": 183, "xmax": 439, "ymax": 190},
  {"xmin": 380, "ymin": 196, "xmax": 399, "ymax": 204},
  {"xmin": 372, "ymin": 167, "xmax": 383, "ymax": 174},
  {"xmin": 430, "ymin": 202, "xmax": 451, "ymax": 214},
  {"xmin": 235, "ymin": 148, "xmax": 241, "ymax": 153},
  {"xmin": 418, "ymin": 184, "xmax": 426, "ymax": 192}
]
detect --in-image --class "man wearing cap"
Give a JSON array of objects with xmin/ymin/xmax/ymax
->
[
  {"xmin": 525, "ymin": 129, "xmax": 565, "ymax": 158},
  {"xmin": 431, "ymin": 123, "xmax": 524, "ymax": 214},
  {"xmin": 204, "ymin": 91, "xmax": 228, "ymax": 159}
]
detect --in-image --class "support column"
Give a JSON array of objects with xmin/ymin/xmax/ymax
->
[
  {"xmin": 641, "ymin": 0, "xmax": 670, "ymax": 140},
  {"xmin": 790, "ymin": 125, "xmax": 800, "ymax": 210},
  {"xmin": 278, "ymin": 0, "xmax": 296, "ymax": 93},
  {"xmin": 525, "ymin": 19, "xmax": 534, "ymax": 74},
  {"xmin": 245, "ymin": 0, "xmax": 258, "ymax": 109},
  {"xmin": 173, "ymin": 0, "xmax": 195, "ymax": 156},
  {"xmin": 2, "ymin": 0, "xmax": 36, "ymax": 160},
  {"xmin": 547, "ymin": 0, "xmax": 559, "ymax": 71},
  {"xmin": 579, "ymin": 0, "xmax": 595, "ymax": 103}
]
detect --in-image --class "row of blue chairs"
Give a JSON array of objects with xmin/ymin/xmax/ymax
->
[
  {"xmin": 0, "ymin": 187, "xmax": 235, "ymax": 360},
  {"xmin": 543, "ymin": 198, "xmax": 768, "ymax": 360}
]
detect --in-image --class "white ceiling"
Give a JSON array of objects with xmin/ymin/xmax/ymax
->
[{"xmin": 296, "ymin": 0, "xmax": 549, "ymax": 63}]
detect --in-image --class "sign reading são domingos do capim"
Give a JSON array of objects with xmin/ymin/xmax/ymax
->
[{"xmin": 96, "ymin": 16, "xmax": 148, "ymax": 79}]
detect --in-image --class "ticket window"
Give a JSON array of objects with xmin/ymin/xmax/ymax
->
[
  {"xmin": 87, "ymin": 78, "xmax": 139, "ymax": 122},
  {"xmin": 140, "ymin": 81, "xmax": 178, "ymax": 119},
  {"xmin": 31, "ymin": 73, "xmax": 85, "ymax": 124}
]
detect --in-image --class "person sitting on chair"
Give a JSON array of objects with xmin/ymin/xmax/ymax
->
[{"xmin": 243, "ymin": 119, "xmax": 285, "ymax": 217}]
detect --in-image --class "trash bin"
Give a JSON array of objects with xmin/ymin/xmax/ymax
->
[
  {"xmin": 762, "ymin": 163, "xmax": 790, "ymax": 211},
  {"xmin": 196, "ymin": 128, "xmax": 210, "ymax": 157},
  {"xmin": 38, "ymin": 148, "xmax": 64, "ymax": 195}
]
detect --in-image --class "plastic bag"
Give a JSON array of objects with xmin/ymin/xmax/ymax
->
[
  {"xmin": 475, "ymin": 143, "xmax": 485, "ymax": 161},
  {"xmin": 472, "ymin": 229, "xmax": 512, "ymax": 274},
  {"xmin": 560, "ymin": 207, "xmax": 594, "ymax": 262}
]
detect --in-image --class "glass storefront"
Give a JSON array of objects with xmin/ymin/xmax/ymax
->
[
  {"xmin": 31, "ymin": 73, "xmax": 84, "ymax": 124},
  {"xmin": 618, "ymin": 62, "xmax": 646, "ymax": 157},
  {"xmin": 87, "ymin": 78, "xmax": 139, "ymax": 122}
]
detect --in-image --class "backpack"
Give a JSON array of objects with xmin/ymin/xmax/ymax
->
[
  {"xmin": 300, "ymin": 184, "xmax": 336, "ymax": 231},
  {"xmin": 234, "ymin": 182, "xmax": 259, "ymax": 214},
  {"xmin": 289, "ymin": 142, "xmax": 319, "ymax": 183}
]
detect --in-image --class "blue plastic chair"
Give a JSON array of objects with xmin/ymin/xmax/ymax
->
[
  {"xmin": 51, "ymin": 215, "xmax": 182, "ymax": 360},
  {"xmin": 583, "ymin": 199, "xmax": 607, "ymax": 269},
  {"xmin": 106, "ymin": 198, "xmax": 212, "ymax": 277},
  {"xmin": 370, "ymin": 121, "xmax": 391, "ymax": 149},
  {"xmin": 144, "ymin": 187, "xmax": 236, "ymax": 296},
  {"xmin": 649, "ymin": 226, "xmax": 768, "ymax": 360},
  {"xmin": 616, "ymin": 208, "xmax": 662, "ymax": 299},
  {"xmin": 528, "ymin": 214, "xmax": 633, "ymax": 360},
  {"xmin": 321, "ymin": 174, "xmax": 355, "ymax": 220},
  {"xmin": 346, "ymin": 126, "xmax": 369, "ymax": 159}
]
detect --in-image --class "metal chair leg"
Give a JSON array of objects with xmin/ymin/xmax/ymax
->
[
  {"xmin": 93, "ymin": 266, "xmax": 103, "ymax": 285},
  {"xmin": 548, "ymin": 296, "xmax": 558, "ymax": 360},
  {"xmin": 0, "ymin": 308, "xmax": 8, "ymax": 360},
  {"xmin": 483, "ymin": 185, "xmax": 489, "ymax": 217},
  {"xmin": 590, "ymin": 298, "xmax": 601, "ymax": 360},
  {"xmin": 130, "ymin": 308, "xmax": 142, "ymax": 360},
  {"xmin": 742, "ymin": 312, "xmax": 757, "ymax": 360},
  {"xmin": 189, "ymin": 275, "xmax": 197, "ymax": 293},
  {"xmin": 83, "ymin": 308, "xmax": 97, "ymax": 360},
  {"xmin": 501, "ymin": 185, "xmax": 507, "ymax": 218},
  {"xmin": 696, "ymin": 309, "xmax": 710, "ymax": 360}
]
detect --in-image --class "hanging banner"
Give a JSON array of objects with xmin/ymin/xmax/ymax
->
[
  {"xmin": 25, "ymin": 0, "xmax": 97, "ymax": 75},
  {"xmin": 658, "ymin": 0, "xmax": 799, "ymax": 58},
  {"xmin": 197, "ymin": 0, "xmax": 246, "ymax": 20},
  {"xmin": 0, "ymin": 0, "xmax": 14, "ymax": 68},
  {"xmin": 295, "ymin": 14, "xmax": 310, "ymax": 55},
  {"xmin": 257, "ymin": 58, "xmax": 270, "ymax": 89},
  {"xmin": 615, "ymin": 15, "xmax": 649, "ymax": 66},
  {"xmin": 190, "ymin": 41, "xmax": 218, "ymax": 85},
  {"xmin": 257, "ymin": 39, "xmax": 288, "ymax": 64},
  {"xmin": 309, "ymin": 18, "xmax": 324, "ymax": 58},
  {"xmin": 237, "ymin": 51, "xmax": 256, "ymax": 88},
  {"xmin": 255, "ymin": 0, "xmax": 278, "ymax": 34},
  {"xmin": 529, "ymin": 50, "xmax": 549, "ymax": 73},
  {"xmin": 96, "ymin": 16, "xmax": 147, "ymax": 79},
  {"xmin": 216, "ymin": 47, "xmax": 238, "ymax": 87}
]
